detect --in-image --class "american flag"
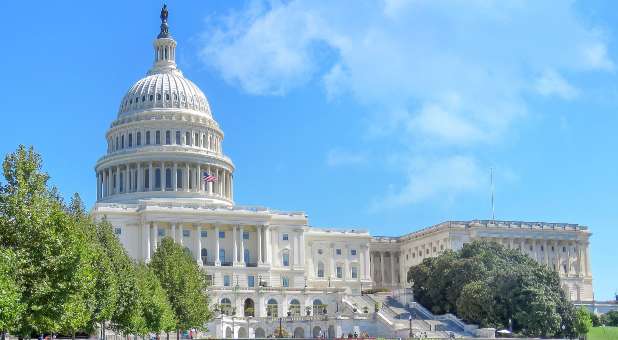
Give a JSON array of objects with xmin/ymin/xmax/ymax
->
[{"xmin": 203, "ymin": 172, "xmax": 217, "ymax": 183}]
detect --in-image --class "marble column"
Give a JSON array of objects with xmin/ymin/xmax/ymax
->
[
  {"xmin": 196, "ymin": 225, "xmax": 203, "ymax": 265},
  {"xmin": 137, "ymin": 163, "xmax": 142, "ymax": 192},
  {"xmin": 177, "ymin": 224, "xmax": 184, "ymax": 246},
  {"xmin": 257, "ymin": 225, "xmax": 263, "ymax": 264},
  {"xmin": 185, "ymin": 163, "xmax": 190, "ymax": 192},
  {"xmin": 239, "ymin": 226, "xmax": 245, "ymax": 265},
  {"xmin": 143, "ymin": 222, "xmax": 150, "ymax": 262},
  {"xmin": 379, "ymin": 252, "xmax": 385, "ymax": 287},
  {"xmin": 173, "ymin": 163, "xmax": 178, "ymax": 191},
  {"xmin": 215, "ymin": 225, "xmax": 221, "ymax": 266},
  {"xmin": 150, "ymin": 222, "xmax": 157, "ymax": 255},
  {"xmin": 149, "ymin": 162, "xmax": 154, "ymax": 191},
  {"xmin": 299, "ymin": 230, "xmax": 305, "ymax": 268},
  {"xmin": 233, "ymin": 226, "xmax": 238, "ymax": 264},
  {"xmin": 171, "ymin": 223, "xmax": 177, "ymax": 243},
  {"xmin": 390, "ymin": 252, "xmax": 396, "ymax": 286},
  {"xmin": 161, "ymin": 162, "xmax": 166, "ymax": 191}
]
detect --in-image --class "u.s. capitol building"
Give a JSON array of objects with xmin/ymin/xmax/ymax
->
[{"xmin": 92, "ymin": 7, "xmax": 593, "ymax": 339}]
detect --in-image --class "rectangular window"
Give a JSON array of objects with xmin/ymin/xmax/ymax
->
[
  {"xmin": 121, "ymin": 135, "xmax": 125, "ymax": 148},
  {"xmin": 282, "ymin": 276, "xmax": 289, "ymax": 287},
  {"xmin": 114, "ymin": 227, "xmax": 122, "ymax": 235},
  {"xmin": 185, "ymin": 132, "xmax": 190, "ymax": 145},
  {"xmin": 155, "ymin": 131, "xmax": 161, "ymax": 144},
  {"xmin": 146, "ymin": 131, "xmax": 151, "ymax": 144},
  {"xmin": 351, "ymin": 266, "xmax": 358, "ymax": 279},
  {"xmin": 282, "ymin": 253, "xmax": 289, "ymax": 267},
  {"xmin": 195, "ymin": 132, "xmax": 199, "ymax": 146},
  {"xmin": 336, "ymin": 266, "xmax": 343, "ymax": 278},
  {"xmin": 176, "ymin": 131, "xmax": 181, "ymax": 144},
  {"xmin": 158, "ymin": 228, "xmax": 166, "ymax": 237},
  {"xmin": 144, "ymin": 169, "xmax": 150, "ymax": 188},
  {"xmin": 165, "ymin": 130, "xmax": 171, "ymax": 145},
  {"xmin": 137, "ymin": 132, "xmax": 141, "ymax": 146},
  {"xmin": 201, "ymin": 230, "xmax": 208, "ymax": 238},
  {"xmin": 219, "ymin": 249, "xmax": 225, "ymax": 262},
  {"xmin": 248, "ymin": 275, "xmax": 255, "ymax": 288},
  {"xmin": 223, "ymin": 275, "xmax": 231, "ymax": 287},
  {"xmin": 128, "ymin": 133, "xmax": 133, "ymax": 147},
  {"xmin": 219, "ymin": 231, "xmax": 225, "ymax": 239},
  {"xmin": 282, "ymin": 233, "xmax": 288, "ymax": 241},
  {"xmin": 351, "ymin": 249, "xmax": 357, "ymax": 256},
  {"xmin": 336, "ymin": 249, "xmax": 341, "ymax": 255},
  {"xmin": 183, "ymin": 230, "xmax": 190, "ymax": 237},
  {"xmin": 243, "ymin": 231, "xmax": 249, "ymax": 240}
]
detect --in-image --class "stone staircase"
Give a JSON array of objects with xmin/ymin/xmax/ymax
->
[{"xmin": 365, "ymin": 292, "xmax": 477, "ymax": 338}]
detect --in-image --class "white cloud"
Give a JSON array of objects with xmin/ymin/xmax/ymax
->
[
  {"xmin": 535, "ymin": 69, "xmax": 579, "ymax": 100},
  {"xmin": 200, "ymin": 1, "xmax": 614, "ymax": 205},
  {"xmin": 372, "ymin": 155, "xmax": 484, "ymax": 209},
  {"xmin": 326, "ymin": 149, "xmax": 367, "ymax": 167}
]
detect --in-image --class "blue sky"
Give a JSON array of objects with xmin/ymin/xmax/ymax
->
[{"xmin": 1, "ymin": 1, "xmax": 617, "ymax": 300}]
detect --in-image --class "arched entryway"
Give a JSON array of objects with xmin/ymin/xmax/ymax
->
[
  {"xmin": 312, "ymin": 326, "xmax": 322, "ymax": 338},
  {"xmin": 267, "ymin": 298, "xmax": 278, "ymax": 317},
  {"xmin": 293, "ymin": 327, "xmax": 305, "ymax": 338},
  {"xmin": 313, "ymin": 299, "xmax": 325, "ymax": 315},
  {"xmin": 224, "ymin": 326, "xmax": 233, "ymax": 338},
  {"xmin": 328, "ymin": 325, "xmax": 336, "ymax": 338},
  {"xmin": 221, "ymin": 297, "xmax": 233, "ymax": 316},
  {"xmin": 237, "ymin": 327, "xmax": 248, "ymax": 338},
  {"xmin": 289, "ymin": 299, "xmax": 300, "ymax": 316},
  {"xmin": 244, "ymin": 298, "xmax": 255, "ymax": 317},
  {"xmin": 254, "ymin": 327, "xmax": 265, "ymax": 338}
]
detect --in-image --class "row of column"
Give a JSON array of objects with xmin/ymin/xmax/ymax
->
[
  {"xmin": 96, "ymin": 161, "xmax": 233, "ymax": 200},
  {"xmin": 107, "ymin": 128, "xmax": 222, "ymax": 155},
  {"xmin": 142, "ymin": 222, "xmax": 271, "ymax": 267},
  {"xmin": 484, "ymin": 237, "xmax": 590, "ymax": 277},
  {"xmin": 371, "ymin": 251, "xmax": 400, "ymax": 288}
]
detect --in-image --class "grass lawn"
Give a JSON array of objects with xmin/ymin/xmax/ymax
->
[{"xmin": 588, "ymin": 326, "xmax": 618, "ymax": 340}]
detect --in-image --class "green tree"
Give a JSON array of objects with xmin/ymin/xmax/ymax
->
[
  {"xmin": 150, "ymin": 238, "xmax": 212, "ymax": 337},
  {"xmin": 573, "ymin": 307, "xmax": 592, "ymax": 338},
  {"xmin": 67, "ymin": 195, "xmax": 119, "ymax": 339},
  {"xmin": 407, "ymin": 240, "xmax": 577, "ymax": 337},
  {"xmin": 0, "ymin": 248, "xmax": 23, "ymax": 339},
  {"xmin": 0, "ymin": 146, "xmax": 96, "ymax": 337},
  {"xmin": 601, "ymin": 310, "xmax": 618, "ymax": 326},
  {"xmin": 92, "ymin": 220, "xmax": 144, "ymax": 335},
  {"xmin": 135, "ymin": 264, "xmax": 176, "ymax": 335}
]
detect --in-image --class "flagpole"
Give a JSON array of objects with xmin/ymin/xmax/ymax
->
[{"xmin": 490, "ymin": 167, "xmax": 495, "ymax": 221}]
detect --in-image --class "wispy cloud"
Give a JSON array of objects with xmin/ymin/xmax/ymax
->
[
  {"xmin": 200, "ymin": 0, "xmax": 614, "ymax": 207},
  {"xmin": 326, "ymin": 149, "xmax": 367, "ymax": 167},
  {"xmin": 535, "ymin": 69, "xmax": 579, "ymax": 100}
]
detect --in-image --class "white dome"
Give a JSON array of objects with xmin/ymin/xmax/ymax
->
[{"xmin": 118, "ymin": 70, "xmax": 212, "ymax": 117}]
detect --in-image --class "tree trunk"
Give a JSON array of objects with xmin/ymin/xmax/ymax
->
[
  {"xmin": 72, "ymin": 331, "xmax": 76, "ymax": 340},
  {"xmin": 166, "ymin": 332, "xmax": 169, "ymax": 340},
  {"xmin": 1, "ymin": 331, "xmax": 5, "ymax": 340},
  {"xmin": 176, "ymin": 329, "xmax": 180, "ymax": 340}
]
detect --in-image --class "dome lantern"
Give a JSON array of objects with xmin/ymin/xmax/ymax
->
[{"xmin": 150, "ymin": 4, "xmax": 178, "ymax": 75}]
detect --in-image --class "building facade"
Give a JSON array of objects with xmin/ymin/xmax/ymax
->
[{"xmin": 91, "ymin": 7, "xmax": 593, "ymax": 338}]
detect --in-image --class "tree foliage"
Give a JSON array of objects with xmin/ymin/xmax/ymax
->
[
  {"xmin": 408, "ymin": 240, "xmax": 578, "ymax": 337},
  {"xmin": 0, "ymin": 145, "xmax": 211, "ymax": 338},
  {"xmin": 150, "ymin": 238, "xmax": 212, "ymax": 331},
  {"xmin": 0, "ymin": 248, "xmax": 23, "ymax": 333}
]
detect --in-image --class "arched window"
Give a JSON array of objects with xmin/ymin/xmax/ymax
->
[
  {"xmin": 194, "ymin": 132, "xmax": 199, "ymax": 146},
  {"xmin": 165, "ymin": 130, "xmax": 171, "ymax": 145},
  {"xmin": 136, "ymin": 132, "xmax": 141, "ymax": 146},
  {"xmin": 155, "ymin": 168, "xmax": 161, "ymax": 189},
  {"xmin": 267, "ymin": 298, "xmax": 278, "ymax": 317},
  {"xmin": 313, "ymin": 299, "xmax": 325, "ymax": 316},
  {"xmin": 165, "ymin": 169, "xmax": 172, "ymax": 189},
  {"xmin": 220, "ymin": 298, "xmax": 232, "ymax": 315},
  {"xmin": 185, "ymin": 132, "xmax": 190, "ymax": 145},
  {"xmin": 175, "ymin": 131, "xmax": 181, "ymax": 144},
  {"xmin": 149, "ymin": 94, "xmax": 154, "ymax": 101},
  {"xmin": 121, "ymin": 135, "xmax": 125, "ymax": 149},
  {"xmin": 128, "ymin": 133, "xmax": 133, "ymax": 147},
  {"xmin": 282, "ymin": 250, "xmax": 290, "ymax": 267},
  {"xmin": 157, "ymin": 93, "xmax": 161, "ymax": 101},
  {"xmin": 146, "ymin": 131, "xmax": 151, "ymax": 145},
  {"xmin": 317, "ymin": 262, "xmax": 324, "ymax": 278},
  {"xmin": 165, "ymin": 93, "xmax": 170, "ymax": 100},
  {"xmin": 201, "ymin": 248, "xmax": 208, "ymax": 264},
  {"xmin": 289, "ymin": 299, "xmax": 300, "ymax": 316},
  {"xmin": 155, "ymin": 131, "xmax": 161, "ymax": 145}
]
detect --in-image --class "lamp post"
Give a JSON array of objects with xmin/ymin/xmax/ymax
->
[
  {"xmin": 409, "ymin": 315, "xmax": 413, "ymax": 338},
  {"xmin": 278, "ymin": 317, "xmax": 283, "ymax": 338}
]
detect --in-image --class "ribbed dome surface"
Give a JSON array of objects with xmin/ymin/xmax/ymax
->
[{"xmin": 118, "ymin": 71, "xmax": 212, "ymax": 117}]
